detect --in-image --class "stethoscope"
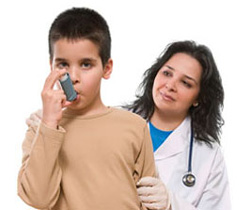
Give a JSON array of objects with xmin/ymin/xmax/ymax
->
[{"xmin": 182, "ymin": 125, "xmax": 196, "ymax": 187}]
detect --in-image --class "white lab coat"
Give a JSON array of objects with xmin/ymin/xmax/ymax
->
[{"xmin": 153, "ymin": 117, "xmax": 231, "ymax": 210}]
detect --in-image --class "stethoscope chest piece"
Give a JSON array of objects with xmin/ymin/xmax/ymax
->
[{"xmin": 182, "ymin": 173, "xmax": 196, "ymax": 187}]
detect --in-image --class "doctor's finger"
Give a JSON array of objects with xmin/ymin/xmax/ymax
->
[
  {"xmin": 137, "ymin": 177, "xmax": 158, "ymax": 187},
  {"xmin": 35, "ymin": 109, "xmax": 43, "ymax": 119},
  {"xmin": 26, "ymin": 118, "xmax": 39, "ymax": 127},
  {"xmin": 138, "ymin": 186, "xmax": 161, "ymax": 197},
  {"xmin": 30, "ymin": 112, "xmax": 42, "ymax": 122},
  {"xmin": 139, "ymin": 195, "xmax": 161, "ymax": 203},
  {"xmin": 143, "ymin": 202, "xmax": 167, "ymax": 210},
  {"xmin": 155, "ymin": 166, "xmax": 160, "ymax": 178},
  {"xmin": 137, "ymin": 186, "xmax": 155, "ymax": 196},
  {"xmin": 26, "ymin": 110, "xmax": 41, "ymax": 126}
]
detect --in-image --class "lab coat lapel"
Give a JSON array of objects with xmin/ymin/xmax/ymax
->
[{"xmin": 154, "ymin": 117, "xmax": 191, "ymax": 160}]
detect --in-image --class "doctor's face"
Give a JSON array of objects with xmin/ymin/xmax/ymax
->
[{"xmin": 152, "ymin": 53, "xmax": 202, "ymax": 118}]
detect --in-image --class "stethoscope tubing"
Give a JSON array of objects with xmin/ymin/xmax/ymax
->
[
  {"xmin": 182, "ymin": 123, "xmax": 196, "ymax": 187},
  {"xmin": 188, "ymin": 126, "xmax": 194, "ymax": 173}
]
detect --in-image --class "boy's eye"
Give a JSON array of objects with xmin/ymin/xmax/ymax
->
[
  {"xmin": 81, "ymin": 62, "xmax": 92, "ymax": 69},
  {"xmin": 57, "ymin": 62, "xmax": 68, "ymax": 69}
]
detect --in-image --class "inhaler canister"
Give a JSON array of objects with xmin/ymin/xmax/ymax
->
[{"xmin": 59, "ymin": 73, "xmax": 77, "ymax": 101}]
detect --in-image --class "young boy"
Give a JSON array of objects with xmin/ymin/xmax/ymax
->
[{"xmin": 17, "ymin": 7, "xmax": 155, "ymax": 210}]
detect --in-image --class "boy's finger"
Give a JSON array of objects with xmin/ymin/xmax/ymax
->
[
  {"xmin": 43, "ymin": 69, "xmax": 67, "ymax": 90},
  {"xmin": 56, "ymin": 81, "xmax": 62, "ymax": 90},
  {"xmin": 62, "ymin": 100, "xmax": 73, "ymax": 107}
]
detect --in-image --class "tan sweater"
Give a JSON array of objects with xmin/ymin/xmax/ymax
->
[{"xmin": 18, "ymin": 107, "xmax": 155, "ymax": 210}]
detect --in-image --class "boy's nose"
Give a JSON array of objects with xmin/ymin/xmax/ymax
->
[{"xmin": 68, "ymin": 67, "xmax": 80, "ymax": 84}]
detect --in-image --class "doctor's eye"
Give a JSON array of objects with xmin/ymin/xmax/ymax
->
[
  {"xmin": 182, "ymin": 80, "xmax": 192, "ymax": 88},
  {"xmin": 163, "ymin": 70, "xmax": 172, "ymax": 77}
]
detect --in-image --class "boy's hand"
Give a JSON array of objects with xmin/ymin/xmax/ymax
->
[{"xmin": 41, "ymin": 69, "xmax": 71, "ymax": 129}]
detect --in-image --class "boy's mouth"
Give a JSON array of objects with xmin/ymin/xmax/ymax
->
[{"xmin": 70, "ymin": 92, "xmax": 80, "ymax": 103}]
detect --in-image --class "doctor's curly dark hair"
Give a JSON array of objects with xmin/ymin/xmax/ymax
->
[{"xmin": 124, "ymin": 40, "xmax": 224, "ymax": 145}]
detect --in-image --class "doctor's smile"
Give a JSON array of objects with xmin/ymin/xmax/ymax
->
[{"xmin": 159, "ymin": 91, "xmax": 175, "ymax": 102}]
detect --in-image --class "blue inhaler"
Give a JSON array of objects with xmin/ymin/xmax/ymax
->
[{"xmin": 59, "ymin": 73, "xmax": 77, "ymax": 101}]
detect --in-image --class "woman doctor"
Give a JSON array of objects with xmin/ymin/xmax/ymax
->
[
  {"xmin": 25, "ymin": 40, "xmax": 231, "ymax": 209},
  {"xmin": 126, "ymin": 40, "xmax": 231, "ymax": 210}
]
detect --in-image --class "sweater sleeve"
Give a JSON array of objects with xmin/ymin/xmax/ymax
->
[
  {"xmin": 134, "ymin": 123, "xmax": 156, "ymax": 210},
  {"xmin": 134, "ymin": 123, "xmax": 156, "ymax": 182},
  {"xmin": 17, "ymin": 122, "xmax": 65, "ymax": 209}
]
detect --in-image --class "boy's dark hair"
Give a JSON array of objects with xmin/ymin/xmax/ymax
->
[
  {"xmin": 48, "ymin": 7, "xmax": 111, "ymax": 66},
  {"xmin": 124, "ymin": 40, "xmax": 224, "ymax": 146}
]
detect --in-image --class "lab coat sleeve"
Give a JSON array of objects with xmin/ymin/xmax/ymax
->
[
  {"xmin": 169, "ymin": 146, "xmax": 231, "ymax": 210},
  {"xmin": 17, "ymin": 122, "xmax": 65, "ymax": 209}
]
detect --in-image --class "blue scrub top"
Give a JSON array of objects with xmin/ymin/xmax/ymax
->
[{"xmin": 149, "ymin": 121, "xmax": 173, "ymax": 152}]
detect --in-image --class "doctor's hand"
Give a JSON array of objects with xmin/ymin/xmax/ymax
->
[
  {"xmin": 26, "ymin": 109, "xmax": 43, "ymax": 127},
  {"xmin": 137, "ymin": 177, "xmax": 171, "ymax": 210}
]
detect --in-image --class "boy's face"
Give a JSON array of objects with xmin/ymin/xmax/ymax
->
[{"xmin": 50, "ymin": 38, "xmax": 112, "ymax": 114}]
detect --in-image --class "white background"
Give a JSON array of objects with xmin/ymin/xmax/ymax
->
[{"xmin": 0, "ymin": 0, "xmax": 249, "ymax": 209}]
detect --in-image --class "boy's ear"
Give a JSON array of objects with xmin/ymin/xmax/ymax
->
[{"xmin": 103, "ymin": 58, "xmax": 113, "ymax": 79}]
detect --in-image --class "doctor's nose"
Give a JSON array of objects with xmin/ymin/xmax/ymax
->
[{"xmin": 165, "ymin": 79, "xmax": 177, "ymax": 92}]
